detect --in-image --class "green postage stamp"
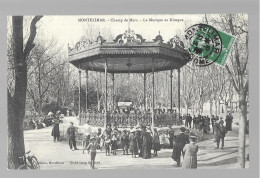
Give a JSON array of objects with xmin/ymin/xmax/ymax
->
[
  {"xmin": 185, "ymin": 24, "xmax": 236, "ymax": 67},
  {"xmin": 215, "ymin": 30, "xmax": 236, "ymax": 66}
]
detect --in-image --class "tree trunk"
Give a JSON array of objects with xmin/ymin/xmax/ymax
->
[
  {"xmin": 225, "ymin": 102, "xmax": 229, "ymax": 116},
  {"xmin": 209, "ymin": 100, "xmax": 213, "ymax": 118},
  {"xmin": 238, "ymin": 91, "xmax": 247, "ymax": 168},
  {"xmin": 200, "ymin": 101, "xmax": 204, "ymax": 115},
  {"xmin": 218, "ymin": 100, "xmax": 221, "ymax": 115},
  {"xmin": 38, "ymin": 98, "xmax": 42, "ymax": 115},
  {"xmin": 214, "ymin": 100, "xmax": 218, "ymax": 116},
  {"xmin": 38, "ymin": 59, "xmax": 42, "ymax": 115},
  {"xmin": 8, "ymin": 16, "xmax": 26, "ymax": 169},
  {"xmin": 73, "ymin": 87, "xmax": 75, "ymax": 106},
  {"xmin": 8, "ymin": 91, "xmax": 25, "ymax": 169},
  {"xmin": 33, "ymin": 100, "xmax": 38, "ymax": 115}
]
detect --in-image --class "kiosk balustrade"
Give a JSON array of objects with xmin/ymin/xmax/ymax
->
[{"xmin": 80, "ymin": 112, "xmax": 179, "ymax": 127}]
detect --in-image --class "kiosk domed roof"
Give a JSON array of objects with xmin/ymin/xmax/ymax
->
[{"xmin": 153, "ymin": 31, "xmax": 164, "ymax": 42}]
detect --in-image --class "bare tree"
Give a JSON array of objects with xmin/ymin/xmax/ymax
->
[
  {"xmin": 206, "ymin": 65, "xmax": 227, "ymax": 117},
  {"xmin": 220, "ymin": 77, "xmax": 234, "ymax": 116},
  {"xmin": 8, "ymin": 16, "xmax": 42, "ymax": 169},
  {"xmin": 181, "ymin": 65, "xmax": 197, "ymax": 114},
  {"xmin": 191, "ymin": 67, "xmax": 211, "ymax": 114},
  {"xmin": 26, "ymin": 38, "xmax": 60, "ymax": 115},
  {"xmin": 210, "ymin": 14, "xmax": 249, "ymax": 168}
]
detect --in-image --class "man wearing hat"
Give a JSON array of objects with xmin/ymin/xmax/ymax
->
[
  {"xmin": 216, "ymin": 120, "xmax": 227, "ymax": 149},
  {"xmin": 129, "ymin": 129, "xmax": 138, "ymax": 157},
  {"xmin": 175, "ymin": 126, "xmax": 190, "ymax": 167},
  {"xmin": 105, "ymin": 123, "xmax": 112, "ymax": 136},
  {"xmin": 141, "ymin": 125, "xmax": 150, "ymax": 159},
  {"xmin": 121, "ymin": 130, "xmax": 130, "ymax": 155},
  {"xmin": 51, "ymin": 119, "xmax": 60, "ymax": 142},
  {"xmin": 66, "ymin": 122, "xmax": 78, "ymax": 151},
  {"xmin": 211, "ymin": 115, "xmax": 217, "ymax": 133},
  {"xmin": 142, "ymin": 125, "xmax": 153, "ymax": 159},
  {"xmin": 86, "ymin": 137, "xmax": 98, "ymax": 169},
  {"xmin": 138, "ymin": 125, "xmax": 145, "ymax": 157},
  {"xmin": 152, "ymin": 128, "xmax": 160, "ymax": 156},
  {"xmin": 225, "ymin": 113, "xmax": 233, "ymax": 131},
  {"xmin": 187, "ymin": 114, "xmax": 192, "ymax": 129},
  {"xmin": 82, "ymin": 121, "xmax": 92, "ymax": 154},
  {"xmin": 182, "ymin": 134, "xmax": 199, "ymax": 169},
  {"xmin": 146, "ymin": 129, "xmax": 153, "ymax": 158}
]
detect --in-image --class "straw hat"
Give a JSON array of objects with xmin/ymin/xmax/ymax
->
[
  {"xmin": 189, "ymin": 135, "xmax": 197, "ymax": 141},
  {"xmin": 90, "ymin": 136, "xmax": 96, "ymax": 140},
  {"xmin": 180, "ymin": 126, "xmax": 186, "ymax": 132}
]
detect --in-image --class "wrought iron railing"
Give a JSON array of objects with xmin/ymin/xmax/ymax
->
[{"xmin": 79, "ymin": 112, "xmax": 180, "ymax": 127}]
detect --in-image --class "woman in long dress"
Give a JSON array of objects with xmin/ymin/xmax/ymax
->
[
  {"xmin": 129, "ymin": 131, "xmax": 138, "ymax": 157},
  {"xmin": 182, "ymin": 136, "xmax": 199, "ymax": 169},
  {"xmin": 152, "ymin": 129, "xmax": 160, "ymax": 156},
  {"xmin": 51, "ymin": 119, "xmax": 60, "ymax": 142}
]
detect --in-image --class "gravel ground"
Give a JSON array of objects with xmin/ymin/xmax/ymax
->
[{"xmin": 24, "ymin": 117, "xmax": 249, "ymax": 170}]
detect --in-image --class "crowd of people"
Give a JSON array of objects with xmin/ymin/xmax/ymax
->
[
  {"xmin": 79, "ymin": 122, "xmax": 175, "ymax": 156},
  {"xmin": 182, "ymin": 113, "xmax": 236, "ymax": 150},
  {"xmin": 60, "ymin": 120, "xmax": 200, "ymax": 169},
  {"xmin": 49, "ymin": 112, "xmax": 236, "ymax": 169},
  {"xmin": 182, "ymin": 113, "xmax": 234, "ymax": 134},
  {"xmin": 25, "ymin": 111, "xmax": 64, "ymax": 130}
]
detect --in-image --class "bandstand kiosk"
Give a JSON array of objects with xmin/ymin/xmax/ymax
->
[{"xmin": 68, "ymin": 29, "xmax": 190, "ymax": 128}]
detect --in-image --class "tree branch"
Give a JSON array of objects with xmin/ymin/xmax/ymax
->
[
  {"xmin": 23, "ymin": 16, "xmax": 43, "ymax": 60},
  {"xmin": 244, "ymin": 79, "xmax": 249, "ymax": 96},
  {"xmin": 225, "ymin": 65, "xmax": 239, "ymax": 93}
]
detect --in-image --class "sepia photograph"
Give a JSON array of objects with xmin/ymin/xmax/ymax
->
[{"xmin": 7, "ymin": 14, "xmax": 249, "ymax": 170}]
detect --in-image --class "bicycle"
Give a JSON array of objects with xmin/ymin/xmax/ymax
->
[{"xmin": 18, "ymin": 150, "xmax": 40, "ymax": 170}]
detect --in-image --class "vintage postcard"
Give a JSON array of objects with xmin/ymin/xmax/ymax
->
[{"xmin": 7, "ymin": 14, "xmax": 249, "ymax": 170}]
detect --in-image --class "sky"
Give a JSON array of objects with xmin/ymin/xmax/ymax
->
[{"xmin": 36, "ymin": 14, "xmax": 205, "ymax": 52}]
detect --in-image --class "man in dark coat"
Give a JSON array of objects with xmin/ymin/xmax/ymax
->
[
  {"xmin": 184, "ymin": 115, "xmax": 188, "ymax": 127},
  {"xmin": 146, "ymin": 131, "xmax": 153, "ymax": 158},
  {"xmin": 195, "ymin": 116, "xmax": 200, "ymax": 130},
  {"xmin": 51, "ymin": 119, "xmax": 60, "ymax": 142},
  {"xmin": 66, "ymin": 122, "xmax": 78, "ymax": 151},
  {"xmin": 187, "ymin": 114, "xmax": 192, "ymax": 129},
  {"xmin": 199, "ymin": 117, "xmax": 205, "ymax": 133},
  {"xmin": 225, "ymin": 113, "xmax": 233, "ymax": 131},
  {"xmin": 121, "ymin": 130, "xmax": 130, "ymax": 155},
  {"xmin": 179, "ymin": 115, "xmax": 183, "ymax": 125},
  {"xmin": 175, "ymin": 127, "xmax": 190, "ymax": 167},
  {"xmin": 136, "ymin": 130, "xmax": 143, "ymax": 157},
  {"xmin": 105, "ymin": 124, "xmax": 112, "ymax": 136},
  {"xmin": 141, "ymin": 126, "xmax": 151, "ymax": 159},
  {"xmin": 169, "ymin": 130, "xmax": 175, "ymax": 148},
  {"xmin": 216, "ymin": 120, "xmax": 227, "ymax": 149}
]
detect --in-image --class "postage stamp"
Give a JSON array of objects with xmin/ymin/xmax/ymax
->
[{"xmin": 184, "ymin": 24, "xmax": 236, "ymax": 67}]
